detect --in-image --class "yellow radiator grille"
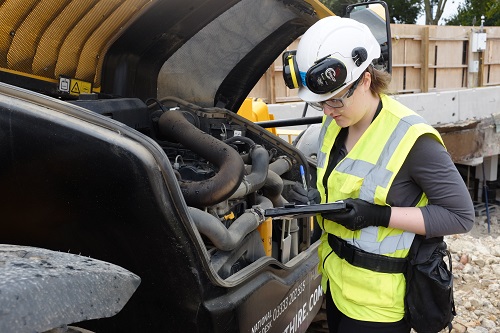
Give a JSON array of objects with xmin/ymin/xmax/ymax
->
[{"xmin": 0, "ymin": 0, "xmax": 153, "ymax": 89}]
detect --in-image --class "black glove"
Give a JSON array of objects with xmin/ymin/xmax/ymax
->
[
  {"xmin": 289, "ymin": 182, "xmax": 320, "ymax": 205},
  {"xmin": 321, "ymin": 198, "xmax": 391, "ymax": 230}
]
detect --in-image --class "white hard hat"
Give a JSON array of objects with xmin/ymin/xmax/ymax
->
[{"xmin": 294, "ymin": 16, "xmax": 381, "ymax": 103}]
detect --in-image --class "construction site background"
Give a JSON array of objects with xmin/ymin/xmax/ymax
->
[
  {"xmin": 250, "ymin": 24, "xmax": 500, "ymax": 102},
  {"xmin": 244, "ymin": 23, "xmax": 500, "ymax": 207}
]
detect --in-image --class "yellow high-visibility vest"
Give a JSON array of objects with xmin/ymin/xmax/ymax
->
[{"xmin": 316, "ymin": 94, "xmax": 445, "ymax": 322}]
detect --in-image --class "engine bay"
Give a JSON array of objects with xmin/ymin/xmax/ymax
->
[
  {"xmin": 71, "ymin": 96, "xmax": 318, "ymax": 279},
  {"xmin": 154, "ymin": 97, "xmax": 318, "ymax": 278}
]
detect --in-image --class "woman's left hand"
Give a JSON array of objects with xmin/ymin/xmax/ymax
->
[{"xmin": 322, "ymin": 198, "xmax": 391, "ymax": 230}]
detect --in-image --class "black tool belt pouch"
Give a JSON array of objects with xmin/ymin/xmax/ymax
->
[{"xmin": 404, "ymin": 236, "xmax": 456, "ymax": 333}]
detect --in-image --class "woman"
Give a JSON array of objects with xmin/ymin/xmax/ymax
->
[{"xmin": 285, "ymin": 16, "xmax": 474, "ymax": 333}]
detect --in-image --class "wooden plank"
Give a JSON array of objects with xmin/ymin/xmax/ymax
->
[
  {"xmin": 421, "ymin": 27, "xmax": 429, "ymax": 92},
  {"xmin": 392, "ymin": 64, "xmax": 422, "ymax": 68},
  {"xmin": 388, "ymin": 67, "xmax": 403, "ymax": 93},
  {"xmin": 251, "ymin": 24, "xmax": 500, "ymax": 102},
  {"xmin": 436, "ymin": 68, "xmax": 466, "ymax": 89},
  {"xmin": 267, "ymin": 65, "xmax": 276, "ymax": 104},
  {"xmin": 405, "ymin": 66, "xmax": 422, "ymax": 91},
  {"xmin": 485, "ymin": 64, "xmax": 500, "ymax": 85}
]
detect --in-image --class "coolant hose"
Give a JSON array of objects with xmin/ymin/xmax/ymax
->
[
  {"xmin": 259, "ymin": 157, "xmax": 292, "ymax": 207},
  {"xmin": 269, "ymin": 157, "xmax": 293, "ymax": 176},
  {"xmin": 229, "ymin": 145, "xmax": 269, "ymax": 199},
  {"xmin": 262, "ymin": 169, "xmax": 286, "ymax": 208},
  {"xmin": 187, "ymin": 201, "xmax": 270, "ymax": 251},
  {"xmin": 158, "ymin": 110, "xmax": 244, "ymax": 207}
]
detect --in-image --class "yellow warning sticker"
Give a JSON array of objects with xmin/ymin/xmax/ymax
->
[
  {"xmin": 69, "ymin": 79, "xmax": 92, "ymax": 96},
  {"xmin": 59, "ymin": 76, "xmax": 92, "ymax": 96}
]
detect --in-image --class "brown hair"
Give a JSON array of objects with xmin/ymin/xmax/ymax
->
[{"xmin": 366, "ymin": 65, "xmax": 393, "ymax": 96}]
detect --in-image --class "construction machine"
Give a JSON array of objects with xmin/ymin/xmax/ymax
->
[{"xmin": 0, "ymin": 1, "xmax": 391, "ymax": 332}]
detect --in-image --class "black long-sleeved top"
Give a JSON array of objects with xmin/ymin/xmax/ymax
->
[
  {"xmin": 389, "ymin": 134, "xmax": 474, "ymax": 237},
  {"xmin": 336, "ymin": 133, "xmax": 474, "ymax": 238}
]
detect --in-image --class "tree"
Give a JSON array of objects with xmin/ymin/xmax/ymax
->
[
  {"xmin": 385, "ymin": 0, "xmax": 422, "ymax": 24},
  {"xmin": 320, "ymin": 0, "xmax": 358, "ymax": 17},
  {"xmin": 320, "ymin": 0, "xmax": 422, "ymax": 24},
  {"xmin": 423, "ymin": 0, "xmax": 448, "ymax": 24},
  {"xmin": 445, "ymin": 0, "xmax": 500, "ymax": 26}
]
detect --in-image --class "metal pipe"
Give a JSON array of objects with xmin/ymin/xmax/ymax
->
[{"xmin": 256, "ymin": 116, "xmax": 322, "ymax": 128}]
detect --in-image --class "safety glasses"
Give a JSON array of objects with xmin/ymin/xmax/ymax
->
[{"xmin": 307, "ymin": 74, "xmax": 363, "ymax": 111}]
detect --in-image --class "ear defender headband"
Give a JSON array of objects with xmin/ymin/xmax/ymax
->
[{"xmin": 282, "ymin": 47, "xmax": 368, "ymax": 94}]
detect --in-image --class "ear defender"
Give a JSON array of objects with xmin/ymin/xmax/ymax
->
[
  {"xmin": 282, "ymin": 49, "xmax": 366, "ymax": 94},
  {"xmin": 352, "ymin": 47, "xmax": 368, "ymax": 67},
  {"xmin": 282, "ymin": 51, "xmax": 302, "ymax": 89},
  {"xmin": 305, "ymin": 56, "xmax": 348, "ymax": 94}
]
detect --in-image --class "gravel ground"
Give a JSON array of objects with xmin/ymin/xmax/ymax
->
[
  {"xmin": 307, "ymin": 202, "xmax": 500, "ymax": 333},
  {"xmin": 440, "ymin": 203, "xmax": 500, "ymax": 333}
]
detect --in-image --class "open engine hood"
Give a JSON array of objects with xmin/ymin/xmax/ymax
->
[{"xmin": 0, "ymin": 0, "xmax": 331, "ymax": 111}]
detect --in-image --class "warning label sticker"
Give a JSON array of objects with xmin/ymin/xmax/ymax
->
[{"xmin": 59, "ymin": 76, "xmax": 92, "ymax": 96}]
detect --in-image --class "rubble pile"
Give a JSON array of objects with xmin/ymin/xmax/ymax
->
[
  {"xmin": 437, "ymin": 209, "xmax": 500, "ymax": 333},
  {"xmin": 308, "ymin": 207, "xmax": 500, "ymax": 333}
]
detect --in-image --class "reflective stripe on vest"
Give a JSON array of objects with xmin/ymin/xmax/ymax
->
[
  {"xmin": 333, "ymin": 114, "xmax": 427, "ymax": 254},
  {"xmin": 337, "ymin": 114, "xmax": 425, "ymax": 202},
  {"xmin": 316, "ymin": 95, "xmax": 444, "ymax": 257},
  {"xmin": 316, "ymin": 95, "xmax": 445, "ymax": 322},
  {"xmin": 317, "ymin": 116, "xmax": 333, "ymax": 169}
]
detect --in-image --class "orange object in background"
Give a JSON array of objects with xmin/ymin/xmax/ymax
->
[{"xmin": 237, "ymin": 98, "xmax": 277, "ymax": 135}]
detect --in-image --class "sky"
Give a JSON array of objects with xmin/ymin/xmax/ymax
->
[{"xmin": 416, "ymin": 0, "xmax": 465, "ymax": 24}]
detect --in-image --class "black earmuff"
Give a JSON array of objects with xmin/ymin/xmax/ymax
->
[
  {"xmin": 282, "ymin": 49, "xmax": 366, "ymax": 94},
  {"xmin": 282, "ymin": 51, "xmax": 302, "ymax": 89},
  {"xmin": 352, "ymin": 47, "xmax": 368, "ymax": 67},
  {"xmin": 305, "ymin": 56, "xmax": 348, "ymax": 95}
]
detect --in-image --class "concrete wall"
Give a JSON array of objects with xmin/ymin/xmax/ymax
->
[{"xmin": 268, "ymin": 86, "xmax": 500, "ymax": 172}]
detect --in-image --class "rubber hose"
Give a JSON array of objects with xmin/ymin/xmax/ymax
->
[
  {"xmin": 158, "ymin": 110, "xmax": 244, "ymax": 207},
  {"xmin": 269, "ymin": 157, "xmax": 293, "ymax": 176},
  {"xmin": 229, "ymin": 145, "xmax": 269, "ymax": 199},
  {"xmin": 261, "ymin": 169, "xmax": 286, "ymax": 208},
  {"xmin": 187, "ymin": 204, "xmax": 270, "ymax": 251}
]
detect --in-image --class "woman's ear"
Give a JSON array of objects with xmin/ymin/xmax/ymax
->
[{"xmin": 361, "ymin": 71, "xmax": 372, "ymax": 91}]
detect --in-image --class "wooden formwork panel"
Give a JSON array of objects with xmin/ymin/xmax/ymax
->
[
  {"xmin": 248, "ymin": 24, "xmax": 500, "ymax": 102},
  {"xmin": 251, "ymin": 75, "xmax": 272, "ymax": 103},
  {"xmin": 389, "ymin": 68, "xmax": 405, "ymax": 93},
  {"xmin": 485, "ymin": 64, "xmax": 500, "ymax": 86},
  {"xmin": 427, "ymin": 25, "xmax": 470, "ymax": 39},
  {"xmin": 485, "ymin": 41, "xmax": 498, "ymax": 63},
  {"xmin": 433, "ymin": 68, "xmax": 466, "ymax": 90},
  {"xmin": 484, "ymin": 27, "xmax": 500, "ymax": 86},
  {"xmin": 390, "ymin": 66, "xmax": 421, "ymax": 93},
  {"xmin": 428, "ymin": 40, "xmax": 465, "ymax": 68},
  {"xmin": 392, "ymin": 38, "xmax": 421, "ymax": 66}
]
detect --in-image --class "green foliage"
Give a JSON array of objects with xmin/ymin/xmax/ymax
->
[
  {"xmin": 320, "ymin": 0, "xmax": 358, "ymax": 16},
  {"xmin": 423, "ymin": 0, "xmax": 447, "ymax": 25},
  {"xmin": 320, "ymin": 0, "xmax": 423, "ymax": 23},
  {"xmin": 385, "ymin": 0, "xmax": 423, "ymax": 24},
  {"xmin": 445, "ymin": 0, "xmax": 500, "ymax": 26}
]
